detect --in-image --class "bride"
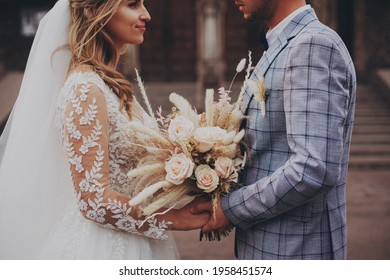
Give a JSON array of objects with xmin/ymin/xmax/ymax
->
[{"xmin": 0, "ymin": 0, "xmax": 209, "ymax": 259}]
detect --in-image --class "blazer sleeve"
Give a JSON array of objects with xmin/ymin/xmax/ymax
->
[{"xmin": 222, "ymin": 33, "xmax": 354, "ymax": 230}]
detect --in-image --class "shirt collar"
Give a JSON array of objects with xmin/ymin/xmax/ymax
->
[{"xmin": 266, "ymin": 5, "xmax": 311, "ymax": 47}]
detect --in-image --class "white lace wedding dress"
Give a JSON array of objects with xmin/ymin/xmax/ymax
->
[{"xmin": 41, "ymin": 71, "xmax": 179, "ymax": 259}]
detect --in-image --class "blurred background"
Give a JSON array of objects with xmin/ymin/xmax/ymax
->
[{"xmin": 0, "ymin": 0, "xmax": 389, "ymax": 259}]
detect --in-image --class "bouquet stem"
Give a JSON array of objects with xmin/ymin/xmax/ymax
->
[{"xmin": 199, "ymin": 228, "xmax": 233, "ymax": 241}]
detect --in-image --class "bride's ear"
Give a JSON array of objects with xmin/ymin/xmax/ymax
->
[
  {"xmin": 91, "ymin": 8, "xmax": 108, "ymax": 30},
  {"xmin": 85, "ymin": 5, "xmax": 102, "ymax": 23}
]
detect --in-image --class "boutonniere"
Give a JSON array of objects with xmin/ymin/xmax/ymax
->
[{"xmin": 247, "ymin": 75, "xmax": 266, "ymax": 117}]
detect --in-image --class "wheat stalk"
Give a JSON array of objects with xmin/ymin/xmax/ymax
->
[
  {"xmin": 235, "ymin": 51, "xmax": 253, "ymax": 111},
  {"xmin": 134, "ymin": 68, "xmax": 157, "ymax": 124},
  {"xmin": 205, "ymin": 89, "xmax": 215, "ymax": 126}
]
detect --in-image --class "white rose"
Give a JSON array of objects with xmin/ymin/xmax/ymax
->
[
  {"xmin": 167, "ymin": 115, "xmax": 195, "ymax": 143},
  {"xmin": 193, "ymin": 127, "xmax": 214, "ymax": 153},
  {"xmin": 165, "ymin": 153, "xmax": 195, "ymax": 185},
  {"xmin": 194, "ymin": 127, "xmax": 227, "ymax": 153},
  {"xmin": 195, "ymin": 165, "xmax": 219, "ymax": 193},
  {"xmin": 214, "ymin": 156, "xmax": 234, "ymax": 179}
]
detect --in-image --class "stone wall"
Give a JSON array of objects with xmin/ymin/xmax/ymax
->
[
  {"xmin": 139, "ymin": 0, "xmax": 263, "ymax": 83},
  {"xmin": 310, "ymin": 0, "xmax": 390, "ymax": 77},
  {"xmin": 139, "ymin": 0, "xmax": 197, "ymax": 82},
  {"xmin": 0, "ymin": 0, "xmax": 388, "ymax": 81},
  {"xmin": 365, "ymin": 1, "xmax": 390, "ymax": 68},
  {"xmin": 0, "ymin": 0, "xmax": 263, "ymax": 83},
  {"xmin": 0, "ymin": 0, "xmax": 55, "ymax": 72}
]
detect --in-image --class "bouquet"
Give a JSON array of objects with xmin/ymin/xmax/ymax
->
[{"xmin": 127, "ymin": 52, "xmax": 255, "ymax": 240}]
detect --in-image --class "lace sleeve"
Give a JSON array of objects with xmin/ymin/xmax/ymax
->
[{"xmin": 62, "ymin": 81, "xmax": 171, "ymax": 240}]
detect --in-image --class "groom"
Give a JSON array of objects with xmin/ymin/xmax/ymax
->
[{"xmin": 194, "ymin": 0, "xmax": 356, "ymax": 259}]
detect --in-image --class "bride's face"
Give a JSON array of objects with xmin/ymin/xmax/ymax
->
[{"xmin": 105, "ymin": 0, "xmax": 151, "ymax": 49}]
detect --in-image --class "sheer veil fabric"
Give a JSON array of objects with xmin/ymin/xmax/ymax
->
[
  {"xmin": 0, "ymin": 0, "xmax": 73, "ymax": 259},
  {"xmin": 0, "ymin": 0, "xmax": 178, "ymax": 259}
]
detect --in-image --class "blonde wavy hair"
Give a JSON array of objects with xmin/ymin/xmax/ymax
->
[{"xmin": 68, "ymin": 0, "xmax": 134, "ymax": 118}]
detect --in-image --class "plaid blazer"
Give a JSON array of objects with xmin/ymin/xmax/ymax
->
[{"xmin": 221, "ymin": 8, "xmax": 356, "ymax": 260}]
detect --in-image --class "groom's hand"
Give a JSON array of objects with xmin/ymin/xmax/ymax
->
[
  {"xmin": 162, "ymin": 196, "xmax": 211, "ymax": 231},
  {"xmin": 191, "ymin": 199, "xmax": 233, "ymax": 234}
]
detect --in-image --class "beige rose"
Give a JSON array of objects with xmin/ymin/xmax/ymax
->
[
  {"xmin": 194, "ymin": 127, "xmax": 227, "ymax": 153},
  {"xmin": 167, "ymin": 115, "xmax": 195, "ymax": 143},
  {"xmin": 214, "ymin": 156, "xmax": 234, "ymax": 179},
  {"xmin": 195, "ymin": 165, "xmax": 219, "ymax": 193},
  {"xmin": 165, "ymin": 153, "xmax": 195, "ymax": 185}
]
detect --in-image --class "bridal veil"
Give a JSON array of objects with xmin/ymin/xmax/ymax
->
[{"xmin": 0, "ymin": 0, "xmax": 73, "ymax": 259}]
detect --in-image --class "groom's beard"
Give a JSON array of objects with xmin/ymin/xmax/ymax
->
[{"xmin": 247, "ymin": 0, "xmax": 276, "ymax": 24}]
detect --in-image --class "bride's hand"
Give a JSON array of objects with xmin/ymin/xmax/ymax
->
[{"xmin": 160, "ymin": 196, "xmax": 211, "ymax": 231}]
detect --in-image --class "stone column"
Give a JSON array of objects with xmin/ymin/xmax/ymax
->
[{"xmin": 196, "ymin": 0, "xmax": 227, "ymax": 104}]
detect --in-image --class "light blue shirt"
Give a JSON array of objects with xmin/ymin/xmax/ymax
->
[{"xmin": 266, "ymin": 5, "xmax": 312, "ymax": 48}]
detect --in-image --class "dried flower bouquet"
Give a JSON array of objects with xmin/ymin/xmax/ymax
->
[{"xmin": 126, "ymin": 52, "xmax": 256, "ymax": 240}]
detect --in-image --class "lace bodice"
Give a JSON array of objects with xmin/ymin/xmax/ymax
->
[{"xmin": 55, "ymin": 71, "xmax": 170, "ymax": 240}]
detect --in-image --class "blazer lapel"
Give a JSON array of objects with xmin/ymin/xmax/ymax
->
[{"xmin": 241, "ymin": 8, "xmax": 318, "ymax": 114}]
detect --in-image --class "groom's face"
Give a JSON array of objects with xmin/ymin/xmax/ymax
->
[{"xmin": 234, "ymin": 0, "xmax": 276, "ymax": 22}]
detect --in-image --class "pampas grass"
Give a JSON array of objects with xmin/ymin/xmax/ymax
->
[
  {"xmin": 169, "ymin": 93, "xmax": 199, "ymax": 124},
  {"xmin": 127, "ymin": 163, "xmax": 165, "ymax": 179},
  {"xmin": 141, "ymin": 184, "xmax": 194, "ymax": 216},
  {"xmin": 128, "ymin": 121, "xmax": 171, "ymax": 147},
  {"xmin": 129, "ymin": 180, "xmax": 173, "ymax": 206}
]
